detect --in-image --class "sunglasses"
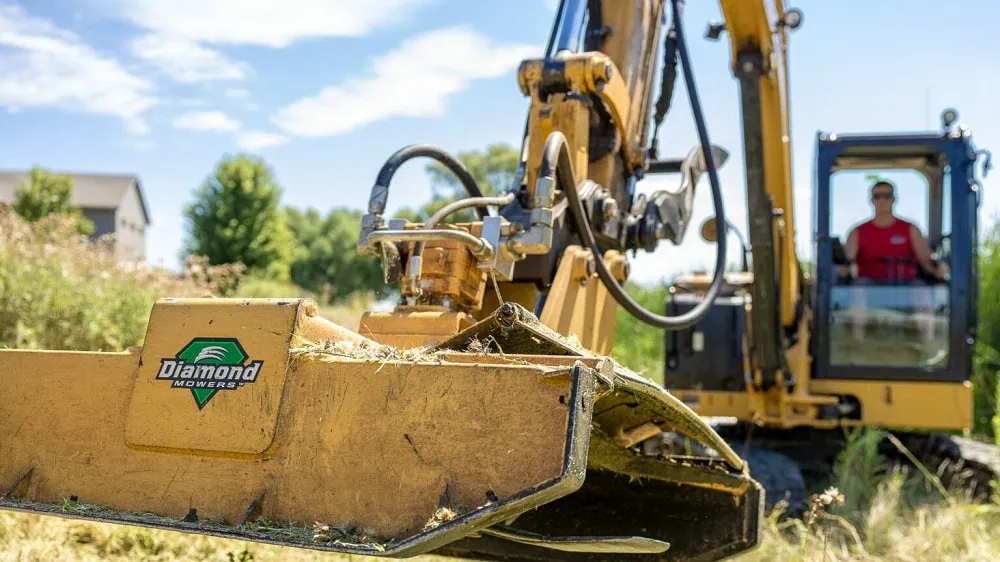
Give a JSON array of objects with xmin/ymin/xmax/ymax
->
[{"xmin": 872, "ymin": 192, "xmax": 894, "ymax": 201}]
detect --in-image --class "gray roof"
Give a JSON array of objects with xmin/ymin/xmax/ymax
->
[{"xmin": 0, "ymin": 170, "xmax": 150, "ymax": 225}]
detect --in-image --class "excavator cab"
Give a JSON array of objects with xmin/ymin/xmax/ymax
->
[
  {"xmin": 813, "ymin": 115, "xmax": 985, "ymax": 387},
  {"xmin": 663, "ymin": 112, "xmax": 996, "ymax": 511}
]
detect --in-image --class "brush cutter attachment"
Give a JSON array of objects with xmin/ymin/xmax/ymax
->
[{"xmin": 0, "ymin": 298, "xmax": 760, "ymax": 560}]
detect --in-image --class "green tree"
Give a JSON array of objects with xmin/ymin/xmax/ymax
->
[
  {"xmin": 182, "ymin": 154, "xmax": 293, "ymax": 281},
  {"xmin": 396, "ymin": 143, "xmax": 520, "ymax": 223},
  {"xmin": 12, "ymin": 166, "xmax": 93, "ymax": 235},
  {"xmin": 979, "ymin": 222, "xmax": 1000, "ymax": 438},
  {"xmin": 285, "ymin": 207, "xmax": 385, "ymax": 303}
]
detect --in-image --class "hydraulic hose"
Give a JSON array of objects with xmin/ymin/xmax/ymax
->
[
  {"xmin": 559, "ymin": 0, "xmax": 727, "ymax": 330},
  {"xmin": 649, "ymin": 12, "xmax": 679, "ymax": 159},
  {"xmin": 423, "ymin": 193, "xmax": 516, "ymax": 231},
  {"xmin": 369, "ymin": 144, "xmax": 487, "ymax": 220},
  {"xmin": 411, "ymin": 192, "xmax": 516, "ymax": 268}
]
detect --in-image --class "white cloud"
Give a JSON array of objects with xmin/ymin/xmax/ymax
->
[
  {"xmin": 236, "ymin": 130, "xmax": 288, "ymax": 150},
  {"xmin": 272, "ymin": 27, "xmax": 536, "ymax": 138},
  {"xmin": 175, "ymin": 97, "xmax": 208, "ymax": 107},
  {"xmin": 0, "ymin": 4, "xmax": 156, "ymax": 133},
  {"xmin": 130, "ymin": 34, "xmax": 248, "ymax": 83},
  {"xmin": 224, "ymin": 87, "xmax": 250, "ymax": 99},
  {"xmin": 173, "ymin": 110, "xmax": 241, "ymax": 132},
  {"xmin": 116, "ymin": 0, "xmax": 430, "ymax": 48}
]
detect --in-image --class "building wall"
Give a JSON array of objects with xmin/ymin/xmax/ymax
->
[
  {"xmin": 114, "ymin": 183, "xmax": 146, "ymax": 262},
  {"xmin": 82, "ymin": 209, "xmax": 116, "ymax": 239}
]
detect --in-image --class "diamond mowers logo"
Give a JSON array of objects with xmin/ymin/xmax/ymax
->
[{"xmin": 156, "ymin": 338, "xmax": 263, "ymax": 409}]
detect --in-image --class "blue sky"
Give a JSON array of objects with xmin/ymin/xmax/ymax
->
[{"xmin": 1, "ymin": 0, "xmax": 997, "ymax": 285}]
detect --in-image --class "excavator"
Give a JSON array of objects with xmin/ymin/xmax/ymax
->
[
  {"xmin": 0, "ymin": 1, "xmax": 766, "ymax": 559},
  {"xmin": 0, "ymin": 0, "xmax": 981, "ymax": 560},
  {"xmin": 659, "ymin": 3, "xmax": 997, "ymax": 510}
]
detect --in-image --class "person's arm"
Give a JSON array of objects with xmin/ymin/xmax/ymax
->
[
  {"xmin": 844, "ymin": 228, "xmax": 859, "ymax": 262},
  {"xmin": 910, "ymin": 224, "xmax": 945, "ymax": 278},
  {"xmin": 838, "ymin": 229, "xmax": 858, "ymax": 277}
]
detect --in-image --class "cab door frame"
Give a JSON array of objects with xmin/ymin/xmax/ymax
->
[{"xmin": 812, "ymin": 131, "xmax": 978, "ymax": 384}]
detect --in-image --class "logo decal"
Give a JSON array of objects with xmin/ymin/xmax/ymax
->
[{"xmin": 156, "ymin": 338, "xmax": 263, "ymax": 409}]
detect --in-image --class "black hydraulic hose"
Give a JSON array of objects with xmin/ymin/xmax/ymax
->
[
  {"xmin": 558, "ymin": 0, "xmax": 727, "ymax": 330},
  {"xmin": 649, "ymin": 12, "xmax": 679, "ymax": 158},
  {"xmin": 369, "ymin": 144, "xmax": 487, "ymax": 220}
]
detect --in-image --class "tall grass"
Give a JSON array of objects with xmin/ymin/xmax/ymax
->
[
  {"xmin": 3, "ymin": 207, "xmax": 1000, "ymax": 560},
  {"xmin": 737, "ymin": 427, "xmax": 1000, "ymax": 561},
  {"xmin": 0, "ymin": 207, "xmax": 218, "ymax": 351},
  {"xmin": 0, "ymin": 207, "xmax": 367, "ymax": 353}
]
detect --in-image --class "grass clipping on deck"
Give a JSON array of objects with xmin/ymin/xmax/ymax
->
[
  {"xmin": 290, "ymin": 338, "xmax": 446, "ymax": 365},
  {"xmin": 289, "ymin": 332, "xmax": 545, "ymax": 365},
  {"xmin": 1, "ymin": 497, "xmax": 392, "ymax": 554}
]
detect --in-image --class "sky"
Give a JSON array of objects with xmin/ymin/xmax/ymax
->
[{"xmin": 1, "ymin": 0, "xmax": 998, "ymax": 285}]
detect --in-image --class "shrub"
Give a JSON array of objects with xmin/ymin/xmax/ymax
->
[
  {"xmin": 0, "ymin": 207, "xmax": 216, "ymax": 352},
  {"xmin": 12, "ymin": 166, "xmax": 93, "ymax": 235},
  {"xmin": 233, "ymin": 275, "xmax": 316, "ymax": 300},
  {"xmin": 979, "ymin": 222, "xmax": 1000, "ymax": 438}
]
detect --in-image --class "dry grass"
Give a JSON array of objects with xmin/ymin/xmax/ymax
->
[
  {"xmin": 736, "ymin": 492, "xmax": 1000, "ymax": 561},
  {"xmin": 3, "ymin": 207, "xmax": 1000, "ymax": 560},
  {"xmin": 0, "ymin": 510, "xmax": 457, "ymax": 562},
  {"xmin": 6, "ymin": 494, "xmax": 1000, "ymax": 562},
  {"xmin": 0, "ymin": 206, "xmax": 237, "ymax": 351}
]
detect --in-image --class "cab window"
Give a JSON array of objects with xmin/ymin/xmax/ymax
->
[{"xmin": 826, "ymin": 169, "xmax": 950, "ymax": 369}]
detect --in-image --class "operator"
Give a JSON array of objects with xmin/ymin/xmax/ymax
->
[{"xmin": 838, "ymin": 180, "xmax": 947, "ymax": 284}]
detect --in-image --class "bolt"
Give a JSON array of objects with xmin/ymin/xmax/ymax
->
[
  {"xmin": 499, "ymin": 302, "xmax": 519, "ymax": 322},
  {"xmin": 742, "ymin": 61, "xmax": 755, "ymax": 73}
]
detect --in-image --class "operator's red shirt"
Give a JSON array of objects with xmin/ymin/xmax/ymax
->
[{"xmin": 854, "ymin": 218, "xmax": 918, "ymax": 281}]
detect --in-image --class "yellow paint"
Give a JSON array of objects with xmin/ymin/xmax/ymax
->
[
  {"xmin": 810, "ymin": 380, "xmax": 973, "ymax": 431},
  {"xmin": 125, "ymin": 298, "xmax": 301, "ymax": 458},
  {"xmin": 519, "ymin": 52, "xmax": 642, "ymax": 201},
  {"xmin": 359, "ymin": 307, "xmax": 474, "ymax": 349},
  {"xmin": 719, "ymin": 0, "xmax": 800, "ymax": 326},
  {"xmin": 0, "ymin": 299, "xmax": 577, "ymax": 542},
  {"xmin": 540, "ymin": 246, "xmax": 624, "ymax": 356},
  {"xmin": 524, "ymin": 93, "xmax": 591, "ymax": 200},
  {"xmin": 679, "ymin": 379, "xmax": 973, "ymax": 432}
]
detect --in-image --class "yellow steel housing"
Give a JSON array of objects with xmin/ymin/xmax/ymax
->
[{"xmin": 0, "ymin": 297, "xmax": 762, "ymax": 559}]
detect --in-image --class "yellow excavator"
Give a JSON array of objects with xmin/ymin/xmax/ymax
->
[
  {"xmin": 3, "ymin": 0, "xmax": 986, "ymax": 560},
  {"xmin": 659, "ymin": 2, "xmax": 996, "ymax": 511},
  {"xmin": 0, "ymin": 1, "xmax": 765, "ymax": 560}
]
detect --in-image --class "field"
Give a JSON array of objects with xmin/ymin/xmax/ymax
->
[
  {"xmin": 5, "ymin": 455, "xmax": 1000, "ymax": 561},
  {"xmin": 3, "ymin": 208, "xmax": 1000, "ymax": 561}
]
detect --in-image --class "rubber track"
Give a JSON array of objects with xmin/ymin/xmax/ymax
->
[
  {"xmin": 713, "ymin": 424, "xmax": 1000, "ymax": 503},
  {"xmin": 736, "ymin": 445, "xmax": 808, "ymax": 516}
]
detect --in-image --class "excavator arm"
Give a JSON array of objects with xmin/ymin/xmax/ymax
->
[{"xmin": 717, "ymin": 0, "xmax": 804, "ymax": 390}]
